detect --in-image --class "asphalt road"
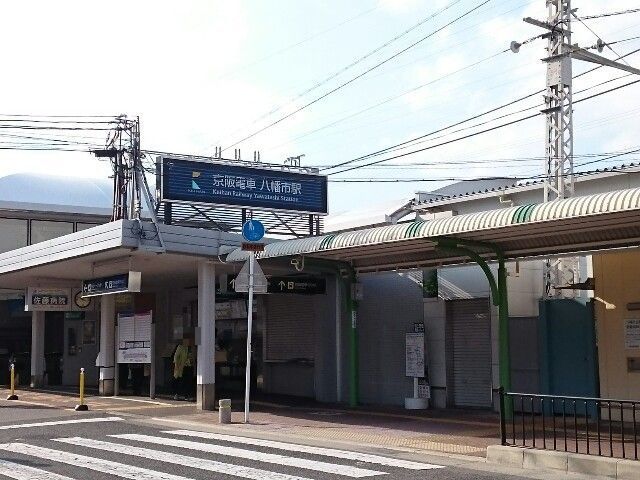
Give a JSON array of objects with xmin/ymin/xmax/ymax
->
[{"xmin": 0, "ymin": 402, "xmax": 583, "ymax": 480}]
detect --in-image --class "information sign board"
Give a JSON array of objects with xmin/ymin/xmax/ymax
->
[
  {"xmin": 160, "ymin": 157, "xmax": 328, "ymax": 214},
  {"xmin": 268, "ymin": 277, "xmax": 326, "ymax": 295},
  {"xmin": 82, "ymin": 271, "xmax": 141, "ymax": 297},
  {"xmin": 405, "ymin": 332, "xmax": 425, "ymax": 378},
  {"xmin": 25, "ymin": 287, "xmax": 71, "ymax": 311},
  {"xmin": 625, "ymin": 318, "xmax": 640, "ymax": 349}
]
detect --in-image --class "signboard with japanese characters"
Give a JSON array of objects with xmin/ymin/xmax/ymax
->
[
  {"xmin": 82, "ymin": 271, "xmax": 141, "ymax": 297},
  {"xmin": 25, "ymin": 287, "xmax": 71, "ymax": 311},
  {"xmin": 160, "ymin": 157, "xmax": 328, "ymax": 214},
  {"xmin": 25, "ymin": 288, "xmax": 94, "ymax": 312},
  {"xmin": 267, "ymin": 276, "xmax": 326, "ymax": 295}
]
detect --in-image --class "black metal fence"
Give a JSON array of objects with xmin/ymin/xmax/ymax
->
[{"xmin": 499, "ymin": 389, "xmax": 639, "ymax": 460}]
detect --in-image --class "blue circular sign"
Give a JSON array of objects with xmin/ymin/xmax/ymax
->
[{"xmin": 242, "ymin": 220, "xmax": 265, "ymax": 242}]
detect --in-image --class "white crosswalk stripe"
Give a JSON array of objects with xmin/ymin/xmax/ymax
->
[
  {"xmin": 164, "ymin": 429, "xmax": 443, "ymax": 470},
  {"xmin": 55, "ymin": 437, "xmax": 326, "ymax": 480},
  {"xmin": 0, "ymin": 459, "xmax": 74, "ymax": 480},
  {"xmin": 106, "ymin": 434, "xmax": 384, "ymax": 477},
  {"xmin": 0, "ymin": 443, "xmax": 193, "ymax": 480}
]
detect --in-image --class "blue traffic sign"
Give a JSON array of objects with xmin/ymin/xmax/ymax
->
[{"xmin": 242, "ymin": 220, "xmax": 265, "ymax": 242}]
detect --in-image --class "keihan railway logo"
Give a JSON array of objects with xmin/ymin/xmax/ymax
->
[{"xmin": 191, "ymin": 171, "xmax": 201, "ymax": 190}]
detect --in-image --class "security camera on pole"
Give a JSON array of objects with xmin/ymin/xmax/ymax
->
[{"xmin": 235, "ymin": 219, "xmax": 268, "ymax": 423}]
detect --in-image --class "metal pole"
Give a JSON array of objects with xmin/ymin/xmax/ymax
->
[
  {"xmin": 335, "ymin": 276, "xmax": 342, "ymax": 402},
  {"xmin": 114, "ymin": 324, "xmax": 119, "ymax": 397},
  {"xmin": 75, "ymin": 368, "xmax": 88, "ymax": 411},
  {"xmin": 6, "ymin": 363, "xmax": 18, "ymax": 400},
  {"xmin": 498, "ymin": 257, "xmax": 512, "ymax": 419},
  {"xmin": 150, "ymin": 322, "xmax": 156, "ymax": 399},
  {"xmin": 347, "ymin": 280, "xmax": 359, "ymax": 407},
  {"xmin": 244, "ymin": 252, "xmax": 255, "ymax": 423}
]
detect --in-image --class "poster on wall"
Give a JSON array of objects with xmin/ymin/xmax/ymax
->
[
  {"xmin": 117, "ymin": 311, "xmax": 152, "ymax": 363},
  {"xmin": 405, "ymin": 332, "xmax": 425, "ymax": 378},
  {"xmin": 625, "ymin": 318, "xmax": 640, "ymax": 349},
  {"xmin": 82, "ymin": 320, "xmax": 96, "ymax": 345}
]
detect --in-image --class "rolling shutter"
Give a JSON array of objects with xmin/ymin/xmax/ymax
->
[
  {"xmin": 447, "ymin": 298, "xmax": 492, "ymax": 408},
  {"xmin": 265, "ymin": 296, "xmax": 315, "ymax": 361}
]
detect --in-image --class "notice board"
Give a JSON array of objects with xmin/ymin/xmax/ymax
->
[
  {"xmin": 405, "ymin": 332, "xmax": 425, "ymax": 378},
  {"xmin": 117, "ymin": 311, "xmax": 152, "ymax": 363}
]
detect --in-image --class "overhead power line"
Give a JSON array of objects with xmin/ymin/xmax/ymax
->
[
  {"xmin": 319, "ymin": 45, "xmax": 640, "ymax": 173},
  {"xmin": 216, "ymin": 5, "xmax": 379, "ymax": 81},
  {"xmin": 327, "ymin": 78, "xmax": 640, "ymax": 176},
  {"xmin": 579, "ymin": 8, "xmax": 640, "ymax": 21},
  {"xmin": 221, "ymin": 0, "xmax": 491, "ymax": 152},
  {"xmin": 206, "ymin": 0, "xmax": 466, "ymax": 152},
  {"xmin": 266, "ymin": 47, "xmax": 511, "ymax": 153},
  {"xmin": 330, "ymin": 147, "xmax": 640, "ymax": 182}
]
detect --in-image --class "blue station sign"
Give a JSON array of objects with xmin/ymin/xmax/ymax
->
[
  {"xmin": 81, "ymin": 271, "xmax": 142, "ymax": 297},
  {"xmin": 160, "ymin": 157, "xmax": 328, "ymax": 214}
]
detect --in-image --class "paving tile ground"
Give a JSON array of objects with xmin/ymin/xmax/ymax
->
[{"xmin": 1, "ymin": 387, "xmax": 499, "ymax": 457}]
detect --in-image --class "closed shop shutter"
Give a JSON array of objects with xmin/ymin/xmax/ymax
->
[
  {"xmin": 265, "ymin": 295, "xmax": 315, "ymax": 361},
  {"xmin": 447, "ymin": 298, "xmax": 492, "ymax": 408}
]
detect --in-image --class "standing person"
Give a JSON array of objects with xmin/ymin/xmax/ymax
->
[
  {"xmin": 173, "ymin": 338, "xmax": 189, "ymax": 400},
  {"xmin": 182, "ymin": 338, "xmax": 195, "ymax": 401}
]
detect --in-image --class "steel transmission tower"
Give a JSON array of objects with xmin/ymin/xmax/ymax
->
[
  {"xmin": 541, "ymin": 0, "xmax": 573, "ymax": 203},
  {"xmin": 518, "ymin": 1, "xmax": 640, "ymax": 296}
]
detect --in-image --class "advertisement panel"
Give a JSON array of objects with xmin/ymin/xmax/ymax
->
[{"xmin": 160, "ymin": 157, "xmax": 328, "ymax": 214}]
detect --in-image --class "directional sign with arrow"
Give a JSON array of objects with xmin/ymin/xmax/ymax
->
[{"xmin": 268, "ymin": 276, "xmax": 326, "ymax": 295}]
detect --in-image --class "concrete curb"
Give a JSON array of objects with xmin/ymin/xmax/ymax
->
[{"xmin": 487, "ymin": 445, "xmax": 640, "ymax": 479}]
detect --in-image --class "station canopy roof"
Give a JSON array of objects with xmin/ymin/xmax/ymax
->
[{"xmin": 226, "ymin": 187, "xmax": 640, "ymax": 273}]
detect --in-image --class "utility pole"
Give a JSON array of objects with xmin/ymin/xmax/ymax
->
[{"xmin": 518, "ymin": 1, "xmax": 640, "ymax": 296}]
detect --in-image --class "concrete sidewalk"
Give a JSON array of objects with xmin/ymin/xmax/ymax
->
[{"xmin": 1, "ymin": 387, "xmax": 499, "ymax": 457}]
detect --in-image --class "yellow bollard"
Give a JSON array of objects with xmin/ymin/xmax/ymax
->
[
  {"xmin": 74, "ymin": 368, "xmax": 89, "ymax": 411},
  {"xmin": 6, "ymin": 363, "xmax": 18, "ymax": 400}
]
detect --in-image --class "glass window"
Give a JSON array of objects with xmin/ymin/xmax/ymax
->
[
  {"xmin": 30, "ymin": 220, "xmax": 73, "ymax": 244},
  {"xmin": 76, "ymin": 223, "xmax": 100, "ymax": 232},
  {"xmin": 0, "ymin": 218, "xmax": 28, "ymax": 253}
]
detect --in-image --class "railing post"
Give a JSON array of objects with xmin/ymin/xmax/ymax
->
[{"xmin": 499, "ymin": 387, "xmax": 507, "ymax": 445}]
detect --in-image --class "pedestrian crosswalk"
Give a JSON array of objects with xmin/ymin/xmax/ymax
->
[{"xmin": 0, "ymin": 428, "xmax": 444, "ymax": 480}]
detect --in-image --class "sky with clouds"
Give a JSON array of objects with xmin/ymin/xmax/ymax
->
[{"xmin": 0, "ymin": 0, "xmax": 639, "ymax": 214}]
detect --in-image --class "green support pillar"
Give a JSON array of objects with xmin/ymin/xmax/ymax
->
[
  {"xmin": 497, "ymin": 256, "xmax": 511, "ymax": 400},
  {"xmin": 436, "ymin": 238, "xmax": 512, "ymax": 417}
]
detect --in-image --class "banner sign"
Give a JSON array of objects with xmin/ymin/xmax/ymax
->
[
  {"xmin": 160, "ymin": 157, "xmax": 328, "ymax": 214},
  {"xmin": 267, "ymin": 276, "xmax": 326, "ymax": 295},
  {"xmin": 82, "ymin": 271, "xmax": 141, "ymax": 297},
  {"xmin": 117, "ymin": 311, "xmax": 152, "ymax": 363}
]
